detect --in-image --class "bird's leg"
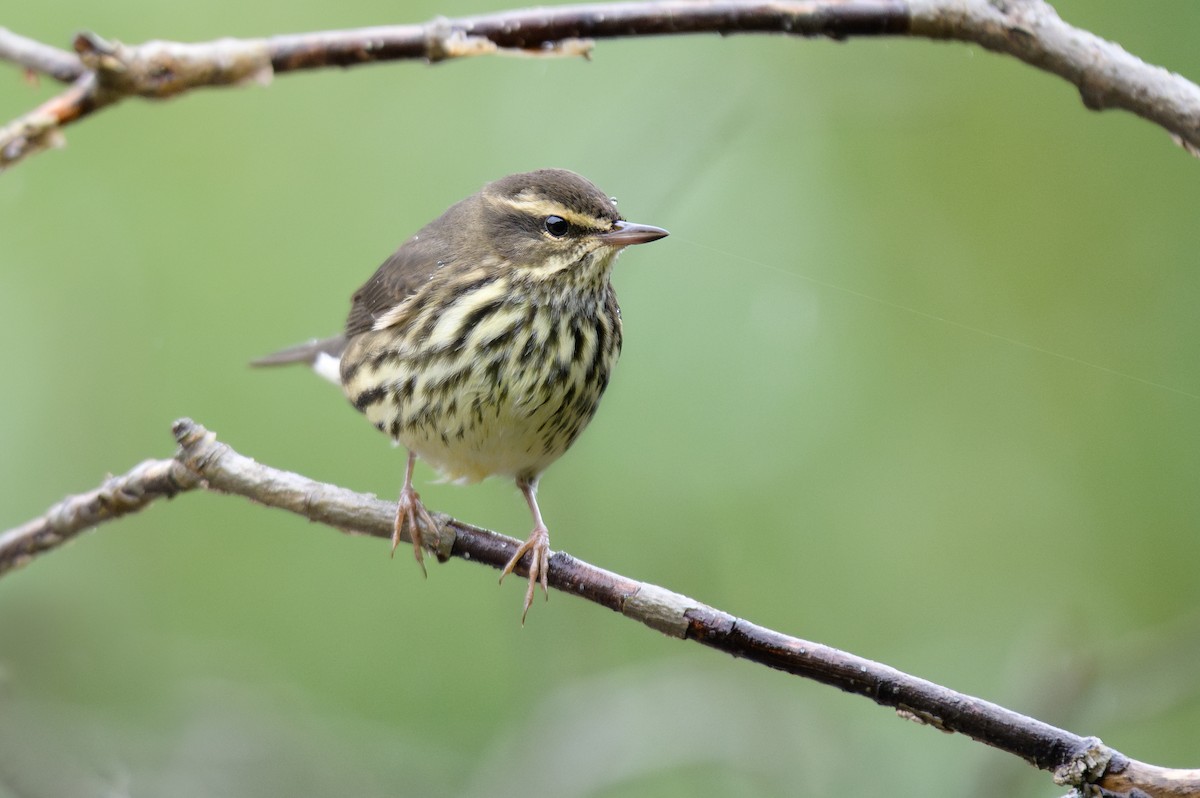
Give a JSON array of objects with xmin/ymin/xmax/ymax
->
[
  {"xmin": 393, "ymin": 450, "xmax": 437, "ymax": 577},
  {"xmin": 499, "ymin": 476, "xmax": 550, "ymax": 622}
]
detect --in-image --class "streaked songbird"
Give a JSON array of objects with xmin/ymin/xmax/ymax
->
[{"xmin": 254, "ymin": 169, "xmax": 668, "ymax": 619}]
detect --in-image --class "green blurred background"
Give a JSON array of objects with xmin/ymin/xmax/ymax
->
[{"xmin": 2, "ymin": 1, "xmax": 1199, "ymax": 796}]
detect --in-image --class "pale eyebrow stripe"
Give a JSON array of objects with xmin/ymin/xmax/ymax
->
[{"xmin": 489, "ymin": 195, "xmax": 608, "ymax": 229}]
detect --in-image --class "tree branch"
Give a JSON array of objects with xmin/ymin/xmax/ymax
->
[
  {"xmin": 0, "ymin": 455, "xmax": 198, "ymax": 574},
  {"xmin": 0, "ymin": 27, "xmax": 84, "ymax": 82},
  {"xmin": 2, "ymin": 418, "xmax": 1199, "ymax": 798},
  {"xmin": 3, "ymin": 0, "xmax": 1200, "ymax": 170}
]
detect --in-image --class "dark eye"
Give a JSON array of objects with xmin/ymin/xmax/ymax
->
[{"xmin": 543, "ymin": 215, "xmax": 570, "ymax": 237}]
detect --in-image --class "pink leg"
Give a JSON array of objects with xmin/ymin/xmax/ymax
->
[
  {"xmin": 499, "ymin": 476, "xmax": 550, "ymax": 623},
  {"xmin": 393, "ymin": 450, "xmax": 437, "ymax": 577}
]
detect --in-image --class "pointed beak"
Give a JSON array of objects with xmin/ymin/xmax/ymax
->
[{"xmin": 599, "ymin": 220, "xmax": 669, "ymax": 247}]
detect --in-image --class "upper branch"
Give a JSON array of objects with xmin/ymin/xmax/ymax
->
[
  {"xmin": 0, "ymin": 27, "xmax": 84, "ymax": 82},
  {"xmin": 3, "ymin": 417, "xmax": 1200, "ymax": 798},
  {"xmin": 2, "ymin": 0, "xmax": 1199, "ymax": 170}
]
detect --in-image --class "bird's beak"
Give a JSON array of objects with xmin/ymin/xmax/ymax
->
[{"xmin": 599, "ymin": 221, "xmax": 669, "ymax": 247}]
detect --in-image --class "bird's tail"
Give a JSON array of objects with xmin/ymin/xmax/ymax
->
[{"xmin": 251, "ymin": 335, "xmax": 347, "ymax": 386}]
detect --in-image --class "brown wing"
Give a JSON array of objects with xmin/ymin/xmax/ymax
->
[
  {"xmin": 344, "ymin": 239, "xmax": 439, "ymax": 337},
  {"xmin": 344, "ymin": 190, "xmax": 483, "ymax": 338}
]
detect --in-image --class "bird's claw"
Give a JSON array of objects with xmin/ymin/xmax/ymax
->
[
  {"xmin": 500, "ymin": 525, "xmax": 550, "ymax": 623},
  {"xmin": 393, "ymin": 484, "xmax": 437, "ymax": 577}
]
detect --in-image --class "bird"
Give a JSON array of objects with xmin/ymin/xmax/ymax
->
[{"xmin": 253, "ymin": 169, "xmax": 668, "ymax": 619}]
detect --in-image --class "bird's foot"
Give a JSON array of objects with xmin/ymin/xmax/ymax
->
[
  {"xmin": 499, "ymin": 525, "xmax": 550, "ymax": 623},
  {"xmin": 393, "ymin": 484, "xmax": 437, "ymax": 577}
]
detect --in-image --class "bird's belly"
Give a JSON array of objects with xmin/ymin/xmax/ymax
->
[
  {"xmin": 345, "ymin": 337, "xmax": 613, "ymax": 484},
  {"xmin": 407, "ymin": 411, "xmax": 563, "ymax": 485}
]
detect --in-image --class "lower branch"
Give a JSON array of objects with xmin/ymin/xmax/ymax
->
[
  {"xmin": 0, "ymin": 449, "xmax": 196, "ymax": 574},
  {"xmin": 2, "ymin": 418, "xmax": 1197, "ymax": 798}
]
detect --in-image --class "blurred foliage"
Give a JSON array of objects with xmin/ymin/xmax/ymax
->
[{"xmin": 2, "ymin": 1, "xmax": 1199, "ymax": 796}]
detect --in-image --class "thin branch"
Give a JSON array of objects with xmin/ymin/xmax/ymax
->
[
  {"xmin": 0, "ymin": 455, "xmax": 198, "ymax": 574},
  {"xmin": 0, "ymin": 27, "xmax": 84, "ymax": 82},
  {"xmin": 2, "ymin": 418, "xmax": 1199, "ymax": 798},
  {"xmin": 3, "ymin": 0, "xmax": 1200, "ymax": 170}
]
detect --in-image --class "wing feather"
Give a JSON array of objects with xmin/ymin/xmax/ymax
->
[{"xmin": 345, "ymin": 195, "xmax": 478, "ymax": 337}]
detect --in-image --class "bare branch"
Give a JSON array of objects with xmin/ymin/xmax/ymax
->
[
  {"xmin": 1102, "ymin": 761, "xmax": 1200, "ymax": 798},
  {"xmin": 2, "ymin": 417, "xmax": 1198, "ymax": 798},
  {"xmin": 3, "ymin": 0, "xmax": 1199, "ymax": 170},
  {"xmin": 0, "ymin": 26, "xmax": 84, "ymax": 82},
  {"xmin": 910, "ymin": 0, "xmax": 1200, "ymax": 157},
  {"xmin": 0, "ymin": 455, "xmax": 197, "ymax": 575},
  {"xmin": 0, "ymin": 75, "xmax": 92, "ymax": 166}
]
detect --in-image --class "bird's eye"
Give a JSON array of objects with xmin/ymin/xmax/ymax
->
[{"xmin": 543, "ymin": 215, "xmax": 570, "ymax": 238}]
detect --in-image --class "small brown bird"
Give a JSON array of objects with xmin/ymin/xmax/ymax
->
[{"xmin": 254, "ymin": 169, "xmax": 667, "ymax": 618}]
